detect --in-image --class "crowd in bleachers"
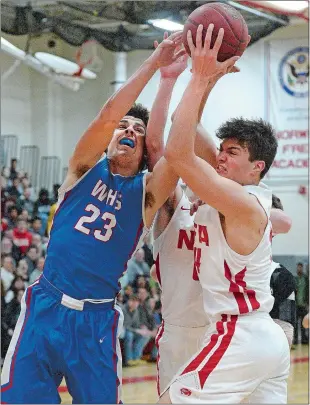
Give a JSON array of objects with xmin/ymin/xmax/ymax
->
[{"xmin": 1, "ymin": 158, "xmax": 161, "ymax": 366}]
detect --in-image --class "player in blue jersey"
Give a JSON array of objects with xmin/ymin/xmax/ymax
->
[{"xmin": 1, "ymin": 32, "xmax": 186, "ymax": 404}]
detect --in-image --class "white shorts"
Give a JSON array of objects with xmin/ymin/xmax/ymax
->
[
  {"xmin": 168, "ymin": 312, "xmax": 290, "ymax": 404},
  {"xmin": 155, "ymin": 321, "xmax": 208, "ymax": 396}
]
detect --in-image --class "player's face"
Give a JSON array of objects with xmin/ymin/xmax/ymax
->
[
  {"xmin": 107, "ymin": 116, "xmax": 146, "ymax": 170},
  {"xmin": 216, "ymin": 139, "xmax": 261, "ymax": 185}
]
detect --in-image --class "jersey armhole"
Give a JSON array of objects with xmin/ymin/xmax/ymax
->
[{"xmin": 58, "ymin": 154, "xmax": 107, "ymax": 199}]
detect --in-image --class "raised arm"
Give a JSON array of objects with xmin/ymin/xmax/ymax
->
[
  {"xmin": 164, "ymin": 24, "xmax": 257, "ymax": 220},
  {"xmin": 147, "ymin": 40, "xmax": 188, "ymax": 171},
  {"xmin": 67, "ymin": 32, "xmax": 184, "ymax": 179}
]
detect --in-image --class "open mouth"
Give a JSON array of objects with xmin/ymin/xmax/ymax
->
[{"xmin": 119, "ymin": 138, "xmax": 135, "ymax": 149}]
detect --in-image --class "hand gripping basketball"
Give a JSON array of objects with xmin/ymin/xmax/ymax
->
[{"xmin": 187, "ymin": 24, "xmax": 241, "ymax": 81}]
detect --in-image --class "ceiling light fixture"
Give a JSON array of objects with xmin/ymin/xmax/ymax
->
[{"xmin": 148, "ymin": 19, "xmax": 184, "ymax": 31}]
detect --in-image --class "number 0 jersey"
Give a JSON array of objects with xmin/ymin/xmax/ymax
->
[{"xmin": 44, "ymin": 156, "xmax": 146, "ymax": 299}]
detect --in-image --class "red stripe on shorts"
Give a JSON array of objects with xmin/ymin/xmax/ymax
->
[
  {"xmin": 198, "ymin": 315, "xmax": 238, "ymax": 387},
  {"xmin": 181, "ymin": 315, "xmax": 228, "ymax": 376}
]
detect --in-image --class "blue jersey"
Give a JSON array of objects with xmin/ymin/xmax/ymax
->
[{"xmin": 44, "ymin": 156, "xmax": 146, "ymax": 299}]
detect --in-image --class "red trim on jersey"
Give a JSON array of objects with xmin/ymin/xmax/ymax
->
[
  {"xmin": 154, "ymin": 254, "xmax": 162, "ymax": 287},
  {"xmin": 155, "ymin": 321, "xmax": 165, "ymax": 395},
  {"xmin": 181, "ymin": 315, "xmax": 228, "ymax": 376},
  {"xmin": 198, "ymin": 315, "xmax": 238, "ymax": 387},
  {"xmin": 224, "ymin": 261, "xmax": 260, "ymax": 313}
]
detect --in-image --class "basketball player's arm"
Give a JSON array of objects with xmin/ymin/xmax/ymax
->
[
  {"xmin": 67, "ymin": 32, "xmax": 184, "ymax": 177},
  {"xmin": 270, "ymin": 209, "xmax": 292, "ymax": 234},
  {"xmin": 165, "ymin": 75, "xmax": 262, "ymax": 221}
]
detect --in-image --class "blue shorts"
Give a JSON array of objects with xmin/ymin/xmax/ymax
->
[{"xmin": 1, "ymin": 276, "xmax": 123, "ymax": 404}]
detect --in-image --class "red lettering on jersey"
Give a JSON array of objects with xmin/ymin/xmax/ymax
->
[
  {"xmin": 177, "ymin": 229, "xmax": 195, "ymax": 251},
  {"xmin": 193, "ymin": 247, "xmax": 201, "ymax": 280},
  {"xmin": 198, "ymin": 225, "xmax": 209, "ymax": 246}
]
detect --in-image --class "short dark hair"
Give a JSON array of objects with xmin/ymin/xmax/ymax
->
[
  {"xmin": 297, "ymin": 262, "xmax": 303, "ymax": 267},
  {"xmin": 272, "ymin": 194, "xmax": 283, "ymax": 210},
  {"xmin": 126, "ymin": 103, "xmax": 149, "ymax": 172},
  {"xmin": 216, "ymin": 118, "xmax": 278, "ymax": 179},
  {"xmin": 126, "ymin": 103, "xmax": 149, "ymax": 127}
]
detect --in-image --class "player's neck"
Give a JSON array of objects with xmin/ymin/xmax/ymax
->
[{"xmin": 109, "ymin": 159, "xmax": 138, "ymax": 177}]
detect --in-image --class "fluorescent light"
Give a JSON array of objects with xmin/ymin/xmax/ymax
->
[
  {"xmin": 148, "ymin": 19, "xmax": 184, "ymax": 31},
  {"xmin": 265, "ymin": 1, "xmax": 309, "ymax": 12}
]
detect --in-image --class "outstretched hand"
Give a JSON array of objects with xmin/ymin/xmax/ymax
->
[
  {"xmin": 151, "ymin": 31, "xmax": 186, "ymax": 68},
  {"xmin": 187, "ymin": 24, "xmax": 249, "ymax": 82}
]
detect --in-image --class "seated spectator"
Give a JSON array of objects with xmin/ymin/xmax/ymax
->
[
  {"xmin": 132, "ymin": 275, "xmax": 151, "ymax": 294},
  {"xmin": 6, "ymin": 206, "xmax": 19, "ymax": 230},
  {"xmin": 2, "ymin": 288, "xmax": 25, "ymax": 358},
  {"xmin": 5, "ymin": 276, "xmax": 25, "ymax": 304},
  {"xmin": 17, "ymin": 188, "xmax": 34, "ymax": 218},
  {"xmin": 6, "ymin": 177, "xmax": 21, "ymax": 199},
  {"xmin": 122, "ymin": 295, "xmax": 152, "ymax": 366},
  {"xmin": 137, "ymin": 287, "xmax": 156, "ymax": 335},
  {"xmin": 1, "ymin": 280, "xmax": 7, "ymax": 362},
  {"xmin": 12, "ymin": 219, "xmax": 33, "ymax": 260},
  {"xmin": 1, "ymin": 255, "xmax": 15, "ymax": 292},
  {"xmin": 24, "ymin": 246, "xmax": 38, "ymax": 276},
  {"xmin": 29, "ymin": 217, "xmax": 43, "ymax": 236},
  {"xmin": 19, "ymin": 209, "xmax": 30, "ymax": 222},
  {"xmin": 33, "ymin": 188, "xmax": 51, "ymax": 236},
  {"xmin": 29, "ymin": 257, "xmax": 45, "ymax": 284},
  {"xmin": 16, "ymin": 259, "xmax": 29, "ymax": 286},
  {"xmin": 1, "ymin": 230, "xmax": 13, "ymax": 255},
  {"xmin": 126, "ymin": 249, "xmax": 150, "ymax": 285},
  {"xmin": 142, "ymin": 233, "xmax": 154, "ymax": 268},
  {"xmin": 47, "ymin": 202, "xmax": 57, "ymax": 236},
  {"xmin": 31, "ymin": 233, "xmax": 44, "ymax": 258},
  {"xmin": 123, "ymin": 285, "xmax": 134, "ymax": 305}
]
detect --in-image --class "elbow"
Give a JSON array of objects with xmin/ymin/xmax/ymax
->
[
  {"xmin": 282, "ymin": 217, "xmax": 293, "ymax": 233},
  {"xmin": 164, "ymin": 145, "xmax": 178, "ymax": 166}
]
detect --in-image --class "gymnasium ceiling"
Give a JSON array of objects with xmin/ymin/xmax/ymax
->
[{"xmin": 1, "ymin": 0, "xmax": 293, "ymax": 52}]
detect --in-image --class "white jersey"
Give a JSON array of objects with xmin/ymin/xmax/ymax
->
[
  {"xmin": 153, "ymin": 193, "xmax": 207, "ymax": 327},
  {"xmin": 194, "ymin": 185, "xmax": 274, "ymax": 320}
]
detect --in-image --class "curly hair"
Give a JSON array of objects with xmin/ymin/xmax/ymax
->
[
  {"xmin": 272, "ymin": 194, "xmax": 284, "ymax": 210},
  {"xmin": 216, "ymin": 117, "xmax": 278, "ymax": 179}
]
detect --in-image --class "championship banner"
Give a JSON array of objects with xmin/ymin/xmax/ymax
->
[{"xmin": 266, "ymin": 38, "xmax": 308, "ymax": 182}]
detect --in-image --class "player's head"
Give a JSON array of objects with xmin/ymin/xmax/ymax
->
[
  {"xmin": 107, "ymin": 103, "xmax": 149, "ymax": 174},
  {"xmin": 215, "ymin": 118, "xmax": 277, "ymax": 185},
  {"xmin": 272, "ymin": 194, "xmax": 283, "ymax": 210}
]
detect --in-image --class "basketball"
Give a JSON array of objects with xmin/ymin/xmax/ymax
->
[{"xmin": 183, "ymin": 2, "xmax": 249, "ymax": 62}]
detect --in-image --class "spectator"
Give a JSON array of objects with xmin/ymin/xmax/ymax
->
[
  {"xmin": 31, "ymin": 233, "xmax": 44, "ymax": 258},
  {"xmin": 142, "ymin": 233, "xmax": 154, "ymax": 268},
  {"xmin": 2, "ymin": 288, "xmax": 25, "ymax": 358},
  {"xmin": 29, "ymin": 257, "xmax": 45, "ymax": 284},
  {"xmin": 123, "ymin": 285, "xmax": 134, "ymax": 304},
  {"xmin": 1, "ymin": 230, "xmax": 13, "ymax": 255},
  {"xmin": 1, "ymin": 280, "xmax": 7, "ymax": 361},
  {"xmin": 1, "ymin": 255, "xmax": 15, "ymax": 292},
  {"xmin": 16, "ymin": 259, "xmax": 29, "ymax": 285},
  {"xmin": 126, "ymin": 249, "xmax": 150, "ymax": 285},
  {"xmin": 7, "ymin": 177, "xmax": 21, "ymax": 199},
  {"xmin": 47, "ymin": 203, "xmax": 57, "ymax": 236},
  {"xmin": 6, "ymin": 206, "xmax": 19, "ymax": 229},
  {"xmin": 122, "ymin": 295, "xmax": 151, "ymax": 366},
  {"xmin": 29, "ymin": 217, "xmax": 43, "ymax": 235},
  {"xmin": 24, "ymin": 246, "xmax": 38, "ymax": 276},
  {"xmin": 33, "ymin": 188, "xmax": 51, "ymax": 235},
  {"xmin": 5, "ymin": 276, "xmax": 25, "ymax": 304},
  {"xmin": 12, "ymin": 220, "xmax": 33, "ymax": 260},
  {"xmin": 294, "ymin": 262, "xmax": 309, "ymax": 345},
  {"xmin": 137, "ymin": 287, "xmax": 156, "ymax": 333},
  {"xmin": 9, "ymin": 158, "xmax": 18, "ymax": 180},
  {"xmin": 52, "ymin": 184, "xmax": 61, "ymax": 204},
  {"xmin": 133, "ymin": 275, "xmax": 151, "ymax": 294},
  {"xmin": 17, "ymin": 188, "xmax": 34, "ymax": 218}
]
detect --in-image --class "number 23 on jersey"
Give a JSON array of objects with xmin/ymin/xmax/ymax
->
[{"xmin": 74, "ymin": 203, "xmax": 116, "ymax": 242}]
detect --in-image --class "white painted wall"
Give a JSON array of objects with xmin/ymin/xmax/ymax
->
[{"xmin": 1, "ymin": 23, "xmax": 308, "ymax": 256}]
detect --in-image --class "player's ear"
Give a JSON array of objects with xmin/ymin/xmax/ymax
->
[{"xmin": 253, "ymin": 160, "xmax": 265, "ymax": 176}]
